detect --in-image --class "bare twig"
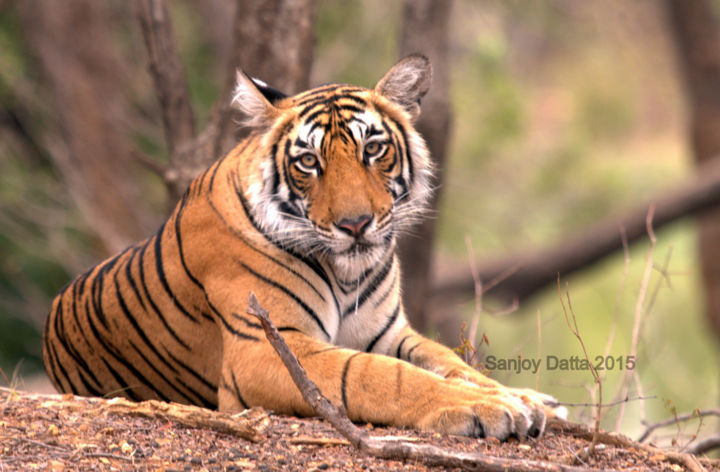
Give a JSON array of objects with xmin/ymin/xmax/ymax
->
[
  {"xmin": 614, "ymin": 206, "xmax": 656, "ymax": 431},
  {"xmin": 555, "ymin": 395, "xmax": 656, "ymax": 409},
  {"xmin": 600, "ymin": 228, "xmax": 629, "ymax": 383},
  {"xmin": 686, "ymin": 434, "xmax": 720, "ymax": 455},
  {"xmin": 638, "ymin": 409, "xmax": 720, "ymax": 444},
  {"xmin": 557, "ymin": 278, "xmax": 602, "ymax": 458},
  {"xmin": 288, "ymin": 436, "xmax": 351, "ymax": 447},
  {"xmin": 81, "ymin": 452, "xmax": 135, "ymax": 462},
  {"xmin": 246, "ymin": 292, "xmax": 605, "ymax": 472}
]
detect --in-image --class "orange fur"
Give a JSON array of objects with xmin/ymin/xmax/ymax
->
[{"xmin": 43, "ymin": 55, "xmax": 553, "ymax": 439}]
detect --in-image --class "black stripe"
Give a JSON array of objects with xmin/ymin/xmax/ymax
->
[
  {"xmin": 52, "ymin": 296, "xmax": 103, "ymax": 391},
  {"xmin": 114, "ymin": 274, "xmax": 180, "ymax": 376},
  {"xmin": 307, "ymin": 346, "xmax": 342, "ymax": 356},
  {"xmin": 137, "ymin": 243, "xmax": 192, "ymax": 350},
  {"xmin": 277, "ymin": 326, "xmax": 301, "ymax": 332},
  {"xmin": 153, "ymin": 221, "xmax": 200, "ymax": 324},
  {"xmin": 82, "ymin": 297, "xmax": 167, "ymax": 401},
  {"xmin": 373, "ymin": 283, "xmax": 394, "ymax": 308},
  {"xmin": 45, "ymin": 341, "xmax": 71, "ymax": 393},
  {"xmin": 99, "ymin": 357, "xmax": 144, "ymax": 401},
  {"xmin": 232, "ymin": 312, "xmax": 262, "ymax": 330},
  {"xmin": 365, "ymin": 304, "xmax": 400, "ymax": 353},
  {"xmin": 342, "ymin": 255, "xmax": 394, "ymax": 317},
  {"xmin": 231, "ymin": 370, "xmax": 250, "ymax": 409},
  {"xmin": 238, "ymin": 260, "xmax": 330, "ymax": 340},
  {"xmin": 331, "ymin": 262, "xmax": 376, "ymax": 295},
  {"xmin": 213, "ymin": 307, "xmax": 260, "ymax": 342},
  {"xmin": 296, "ymin": 86, "xmax": 366, "ymax": 107},
  {"xmin": 395, "ymin": 335, "xmax": 412, "ymax": 359},
  {"xmin": 340, "ymin": 352, "xmax": 361, "ymax": 412},
  {"xmin": 124, "ymin": 247, "xmax": 147, "ymax": 312},
  {"xmin": 406, "ymin": 342, "xmax": 424, "ymax": 363},
  {"xmin": 228, "ymin": 174, "xmax": 332, "ymax": 304},
  {"xmin": 395, "ymin": 120, "xmax": 413, "ymax": 186},
  {"xmin": 126, "ymin": 342, "xmax": 175, "ymax": 403},
  {"xmin": 173, "ymin": 375, "xmax": 216, "ymax": 409},
  {"xmin": 74, "ymin": 365, "xmax": 104, "ymax": 397},
  {"xmin": 164, "ymin": 349, "xmax": 218, "ymax": 395},
  {"xmin": 89, "ymin": 250, "xmax": 126, "ymax": 330},
  {"xmin": 114, "ymin": 275, "xmax": 210, "ymax": 404}
]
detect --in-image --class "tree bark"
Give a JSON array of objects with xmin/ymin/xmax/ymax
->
[
  {"xmin": 17, "ymin": 0, "xmax": 152, "ymax": 254},
  {"xmin": 397, "ymin": 0, "xmax": 453, "ymax": 332},
  {"xmin": 665, "ymin": 0, "xmax": 720, "ymax": 339},
  {"xmin": 137, "ymin": 0, "xmax": 317, "ymax": 204}
]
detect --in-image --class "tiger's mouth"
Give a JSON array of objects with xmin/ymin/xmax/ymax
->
[{"xmin": 337, "ymin": 240, "xmax": 379, "ymax": 255}]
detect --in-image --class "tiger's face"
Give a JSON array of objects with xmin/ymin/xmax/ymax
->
[{"xmin": 234, "ymin": 56, "xmax": 433, "ymax": 279}]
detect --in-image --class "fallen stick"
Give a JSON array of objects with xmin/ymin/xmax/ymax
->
[
  {"xmin": 246, "ymin": 292, "xmax": 605, "ymax": 472},
  {"xmin": 100, "ymin": 397, "xmax": 268, "ymax": 442}
]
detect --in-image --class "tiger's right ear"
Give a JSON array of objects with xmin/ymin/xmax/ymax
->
[{"xmin": 231, "ymin": 70, "xmax": 280, "ymax": 128}]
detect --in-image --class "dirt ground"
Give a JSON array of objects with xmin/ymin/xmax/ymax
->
[{"xmin": 1, "ymin": 388, "xmax": 718, "ymax": 471}]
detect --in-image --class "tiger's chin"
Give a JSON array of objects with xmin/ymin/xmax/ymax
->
[{"xmin": 328, "ymin": 242, "xmax": 389, "ymax": 281}]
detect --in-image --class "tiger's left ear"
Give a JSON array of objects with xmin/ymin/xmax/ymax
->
[
  {"xmin": 374, "ymin": 54, "xmax": 432, "ymax": 122},
  {"xmin": 232, "ymin": 69, "xmax": 280, "ymax": 128}
]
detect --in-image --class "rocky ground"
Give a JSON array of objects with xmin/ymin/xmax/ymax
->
[{"xmin": 1, "ymin": 388, "xmax": 718, "ymax": 471}]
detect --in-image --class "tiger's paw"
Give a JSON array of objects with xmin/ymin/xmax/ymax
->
[
  {"xmin": 507, "ymin": 387, "xmax": 568, "ymax": 421},
  {"xmin": 418, "ymin": 386, "xmax": 547, "ymax": 440}
]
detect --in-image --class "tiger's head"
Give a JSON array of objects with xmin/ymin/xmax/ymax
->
[{"xmin": 232, "ymin": 55, "xmax": 433, "ymax": 280}]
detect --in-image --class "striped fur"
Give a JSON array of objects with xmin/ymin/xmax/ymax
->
[{"xmin": 43, "ymin": 55, "xmax": 553, "ymax": 439}]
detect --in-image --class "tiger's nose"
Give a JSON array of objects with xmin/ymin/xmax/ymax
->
[{"xmin": 336, "ymin": 215, "xmax": 373, "ymax": 238}]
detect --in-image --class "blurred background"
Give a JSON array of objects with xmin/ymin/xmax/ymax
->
[{"xmin": 1, "ymin": 0, "xmax": 719, "ymax": 446}]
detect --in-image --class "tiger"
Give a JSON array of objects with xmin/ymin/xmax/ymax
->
[{"xmin": 43, "ymin": 55, "xmax": 557, "ymax": 440}]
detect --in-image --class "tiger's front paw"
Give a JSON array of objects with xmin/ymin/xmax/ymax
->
[
  {"xmin": 507, "ymin": 387, "xmax": 568, "ymax": 421},
  {"xmin": 417, "ymin": 385, "xmax": 547, "ymax": 440}
]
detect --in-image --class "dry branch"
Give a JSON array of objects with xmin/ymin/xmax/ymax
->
[
  {"xmin": 100, "ymin": 397, "xmax": 268, "ymax": 442},
  {"xmin": 246, "ymin": 293, "xmax": 608, "ymax": 472},
  {"xmin": 432, "ymin": 158, "xmax": 720, "ymax": 305},
  {"xmin": 637, "ymin": 409, "xmax": 720, "ymax": 443},
  {"xmin": 686, "ymin": 434, "xmax": 720, "ymax": 456}
]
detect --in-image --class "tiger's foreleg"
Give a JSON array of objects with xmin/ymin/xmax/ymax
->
[
  {"xmin": 218, "ymin": 330, "xmax": 545, "ymax": 439},
  {"xmin": 391, "ymin": 325, "xmax": 560, "ymax": 426}
]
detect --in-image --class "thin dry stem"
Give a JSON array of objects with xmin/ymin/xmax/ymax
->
[
  {"xmin": 613, "ymin": 206, "xmax": 656, "ymax": 431},
  {"xmin": 557, "ymin": 278, "xmax": 602, "ymax": 458},
  {"xmin": 601, "ymin": 228, "xmax": 629, "ymax": 383}
]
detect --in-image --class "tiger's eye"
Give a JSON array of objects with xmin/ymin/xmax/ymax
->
[
  {"xmin": 364, "ymin": 142, "xmax": 381, "ymax": 156},
  {"xmin": 299, "ymin": 153, "xmax": 318, "ymax": 169}
]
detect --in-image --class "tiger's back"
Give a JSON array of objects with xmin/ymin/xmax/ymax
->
[{"xmin": 45, "ymin": 56, "xmax": 555, "ymax": 440}]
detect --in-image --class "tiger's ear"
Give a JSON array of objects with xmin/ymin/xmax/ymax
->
[
  {"xmin": 374, "ymin": 54, "xmax": 432, "ymax": 122},
  {"xmin": 231, "ymin": 70, "xmax": 281, "ymax": 128}
]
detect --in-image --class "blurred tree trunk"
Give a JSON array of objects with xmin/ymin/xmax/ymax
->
[
  {"xmin": 397, "ymin": 0, "xmax": 453, "ymax": 333},
  {"xmin": 17, "ymin": 0, "xmax": 152, "ymax": 254},
  {"xmin": 137, "ymin": 0, "xmax": 316, "ymax": 204},
  {"xmin": 666, "ymin": 0, "xmax": 720, "ymax": 339}
]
